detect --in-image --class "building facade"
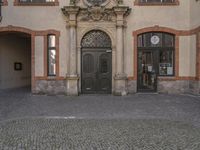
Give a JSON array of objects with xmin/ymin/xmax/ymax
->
[{"xmin": 0, "ymin": 0, "xmax": 199, "ymax": 95}]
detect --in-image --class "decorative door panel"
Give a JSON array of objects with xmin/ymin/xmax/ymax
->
[
  {"xmin": 81, "ymin": 50, "xmax": 112, "ymax": 94},
  {"xmin": 97, "ymin": 52, "xmax": 112, "ymax": 93},
  {"xmin": 82, "ymin": 52, "xmax": 97, "ymax": 93}
]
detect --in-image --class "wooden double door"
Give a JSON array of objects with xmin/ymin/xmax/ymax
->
[{"xmin": 81, "ymin": 49, "xmax": 112, "ymax": 94}]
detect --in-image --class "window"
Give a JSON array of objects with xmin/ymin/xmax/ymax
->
[
  {"xmin": 47, "ymin": 35, "xmax": 56, "ymax": 76},
  {"xmin": 135, "ymin": 0, "xmax": 179, "ymax": 5},
  {"xmin": 138, "ymin": 32, "xmax": 175, "ymax": 76},
  {"xmin": 14, "ymin": 0, "xmax": 59, "ymax": 6}
]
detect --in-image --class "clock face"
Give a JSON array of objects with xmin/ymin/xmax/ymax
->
[
  {"xmin": 151, "ymin": 35, "xmax": 160, "ymax": 45},
  {"xmin": 86, "ymin": 0, "xmax": 107, "ymax": 5}
]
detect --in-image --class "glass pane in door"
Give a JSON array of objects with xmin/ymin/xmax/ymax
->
[{"xmin": 138, "ymin": 51, "xmax": 156, "ymax": 91}]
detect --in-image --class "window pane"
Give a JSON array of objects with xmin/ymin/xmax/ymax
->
[
  {"xmin": 48, "ymin": 49, "xmax": 56, "ymax": 75},
  {"xmin": 159, "ymin": 51, "xmax": 173, "ymax": 75},
  {"xmin": 48, "ymin": 35, "xmax": 56, "ymax": 47},
  {"xmin": 164, "ymin": 34, "xmax": 174, "ymax": 47}
]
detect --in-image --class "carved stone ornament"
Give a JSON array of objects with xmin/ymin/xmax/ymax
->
[
  {"xmin": 83, "ymin": 0, "xmax": 110, "ymax": 6},
  {"xmin": 79, "ymin": 6, "xmax": 115, "ymax": 21}
]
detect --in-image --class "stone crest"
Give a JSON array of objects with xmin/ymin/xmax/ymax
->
[{"xmin": 79, "ymin": 6, "xmax": 115, "ymax": 21}]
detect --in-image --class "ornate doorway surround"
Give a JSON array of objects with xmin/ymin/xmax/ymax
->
[
  {"xmin": 81, "ymin": 30, "xmax": 112, "ymax": 94},
  {"xmin": 62, "ymin": 0, "xmax": 131, "ymax": 95}
]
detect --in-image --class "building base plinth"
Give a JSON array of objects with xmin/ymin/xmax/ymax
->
[
  {"xmin": 114, "ymin": 74, "xmax": 128, "ymax": 96},
  {"xmin": 66, "ymin": 76, "xmax": 79, "ymax": 96}
]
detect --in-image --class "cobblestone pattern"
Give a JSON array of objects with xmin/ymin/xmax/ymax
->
[{"xmin": 0, "ymin": 118, "xmax": 200, "ymax": 150}]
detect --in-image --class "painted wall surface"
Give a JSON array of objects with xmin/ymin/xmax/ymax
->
[
  {"xmin": 0, "ymin": 0, "xmax": 199, "ymax": 78},
  {"xmin": 190, "ymin": 0, "xmax": 200, "ymax": 28},
  {"xmin": 0, "ymin": 35, "xmax": 31, "ymax": 89},
  {"xmin": 35, "ymin": 36, "xmax": 44, "ymax": 76},
  {"xmin": 179, "ymin": 35, "xmax": 196, "ymax": 77}
]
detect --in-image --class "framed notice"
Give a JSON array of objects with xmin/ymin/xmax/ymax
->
[{"xmin": 14, "ymin": 62, "xmax": 22, "ymax": 71}]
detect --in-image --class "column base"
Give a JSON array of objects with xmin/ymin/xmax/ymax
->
[
  {"xmin": 114, "ymin": 73, "xmax": 128, "ymax": 96},
  {"xmin": 66, "ymin": 75, "xmax": 79, "ymax": 96}
]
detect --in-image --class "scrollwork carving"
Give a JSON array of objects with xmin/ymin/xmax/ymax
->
[{"xmin": 78, "ymin": 6, "xmax": 115, "ymax": 22}]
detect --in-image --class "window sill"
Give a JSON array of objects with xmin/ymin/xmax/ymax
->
[
  {"xmin": 14, "ymin": 1, "xmax": 59, "ymax": 6},
  {"xmin": 158, "ymin": 76, "xmax": 176, "ymax": 81},
  {"xmin": 134, "ymin": 0, "xmax": 179, "ymax": 6}
]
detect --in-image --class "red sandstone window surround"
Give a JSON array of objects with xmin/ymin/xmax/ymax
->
[
  {"xmin": 2, "ymin": 0, "xmax": 8, "ymax": 6},
  {"xmin": 134, "ymin": 0, "xmax": 179, "ymax": 6},
  {"xmin": 14, "ymin": 0, "xmax": 59, "ymax": 6}
]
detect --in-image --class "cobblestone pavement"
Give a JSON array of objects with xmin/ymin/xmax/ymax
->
[
  {"xmin": 0, "ymin": 118, "xmax": 200, "ymax": 150},
  {"xmin": 0, "ymin": 87, "xmax": 200, "ymax": 149}
]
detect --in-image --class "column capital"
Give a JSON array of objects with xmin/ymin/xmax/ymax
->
[
  {"xmin": 62, "ymin": 6, "xmax": 80, "ymax": 27},
  {"xmin": 62, "ymin": 6, "xmax": 80, "ymax": 16},
  {"xmin": 113, "ymin": 6, "xmax": 131, "ymax": 16},
  {"xmin": 113, "ymin": 6, "xmax": 131, "ymax": 27}
]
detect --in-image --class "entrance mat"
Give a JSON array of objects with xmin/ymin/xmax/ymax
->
[{"xmin": 0, "ymin": 118, "xmax": 200, "ymax": 150}]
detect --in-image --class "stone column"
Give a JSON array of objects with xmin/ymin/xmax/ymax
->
[
  {"xmin": 114, "ymin": 6, "xmax": 130, "ymax": 96},
  {"xmin": 62, "ymin": 6, "xmax": 80, "ymax": 96}
]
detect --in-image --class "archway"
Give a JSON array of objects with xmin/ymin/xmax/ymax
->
[
  {"xmin": 0, "ymin": 31, "xmax": 32, "ymax": 91},
  {"xmin": 81, "ymin": 30, "xmax": 112, "ymax": 94}
]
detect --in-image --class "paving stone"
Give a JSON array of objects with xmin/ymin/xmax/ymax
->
[
  {"xmin": 0, "ymin": 118, "xmax": 200, "ymax": 150},
  {"xmin": 0, "ymin": 87, "xmax": 200, "ymax": 149}
]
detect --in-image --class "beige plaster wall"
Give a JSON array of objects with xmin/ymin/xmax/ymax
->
[
  {"xmin": 179, "ymin": 35, "xmax": 196, "ymax": 77},
  {"xmin": 0, "ymin": 34, "xmax": 31, "ymax": 89},
  {"xmin": 190, "ymin": 0, "xmax": 200, "ymax": 28},
  {"xmin": 2, "ymin": 2, "xmax": 69, "ymax": 77},
  {"xmin": 34, "ymin": 36, "xmax": 44, "ymax": 76},
  {"xmin": 1, "ymin": 0, "xmax": 198, "ymax": 78}
]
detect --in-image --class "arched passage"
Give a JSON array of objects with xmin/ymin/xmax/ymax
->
[
  {"xmin": 81, "ymin": 30, "xmax": 112, "ymax": 94},
  {"xmin": 0, "ymin": 31, "xmax": 32, "ymax": 91}
]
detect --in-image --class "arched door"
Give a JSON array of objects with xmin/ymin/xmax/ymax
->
[{"xmin": 81, "ymin": 30, "xmax": 112, "ymax": 94}]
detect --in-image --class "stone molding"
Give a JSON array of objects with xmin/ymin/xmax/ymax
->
[
  {"xmin": 132, "ymin": 25, "xmax": 200, "ymax": 37},
  {"xmin": 78, "ymin": 6, "xmax": 115, "ymax": 22}
]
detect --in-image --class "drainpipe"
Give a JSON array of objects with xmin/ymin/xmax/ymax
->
[{"xmin": 0, "ymin": 0, "xmax": 2, "ymax": 22}]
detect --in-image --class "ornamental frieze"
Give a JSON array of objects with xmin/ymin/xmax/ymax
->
[{"xmin": 78, "ymin": 6, "xmax": 115, "ymax": 22}]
